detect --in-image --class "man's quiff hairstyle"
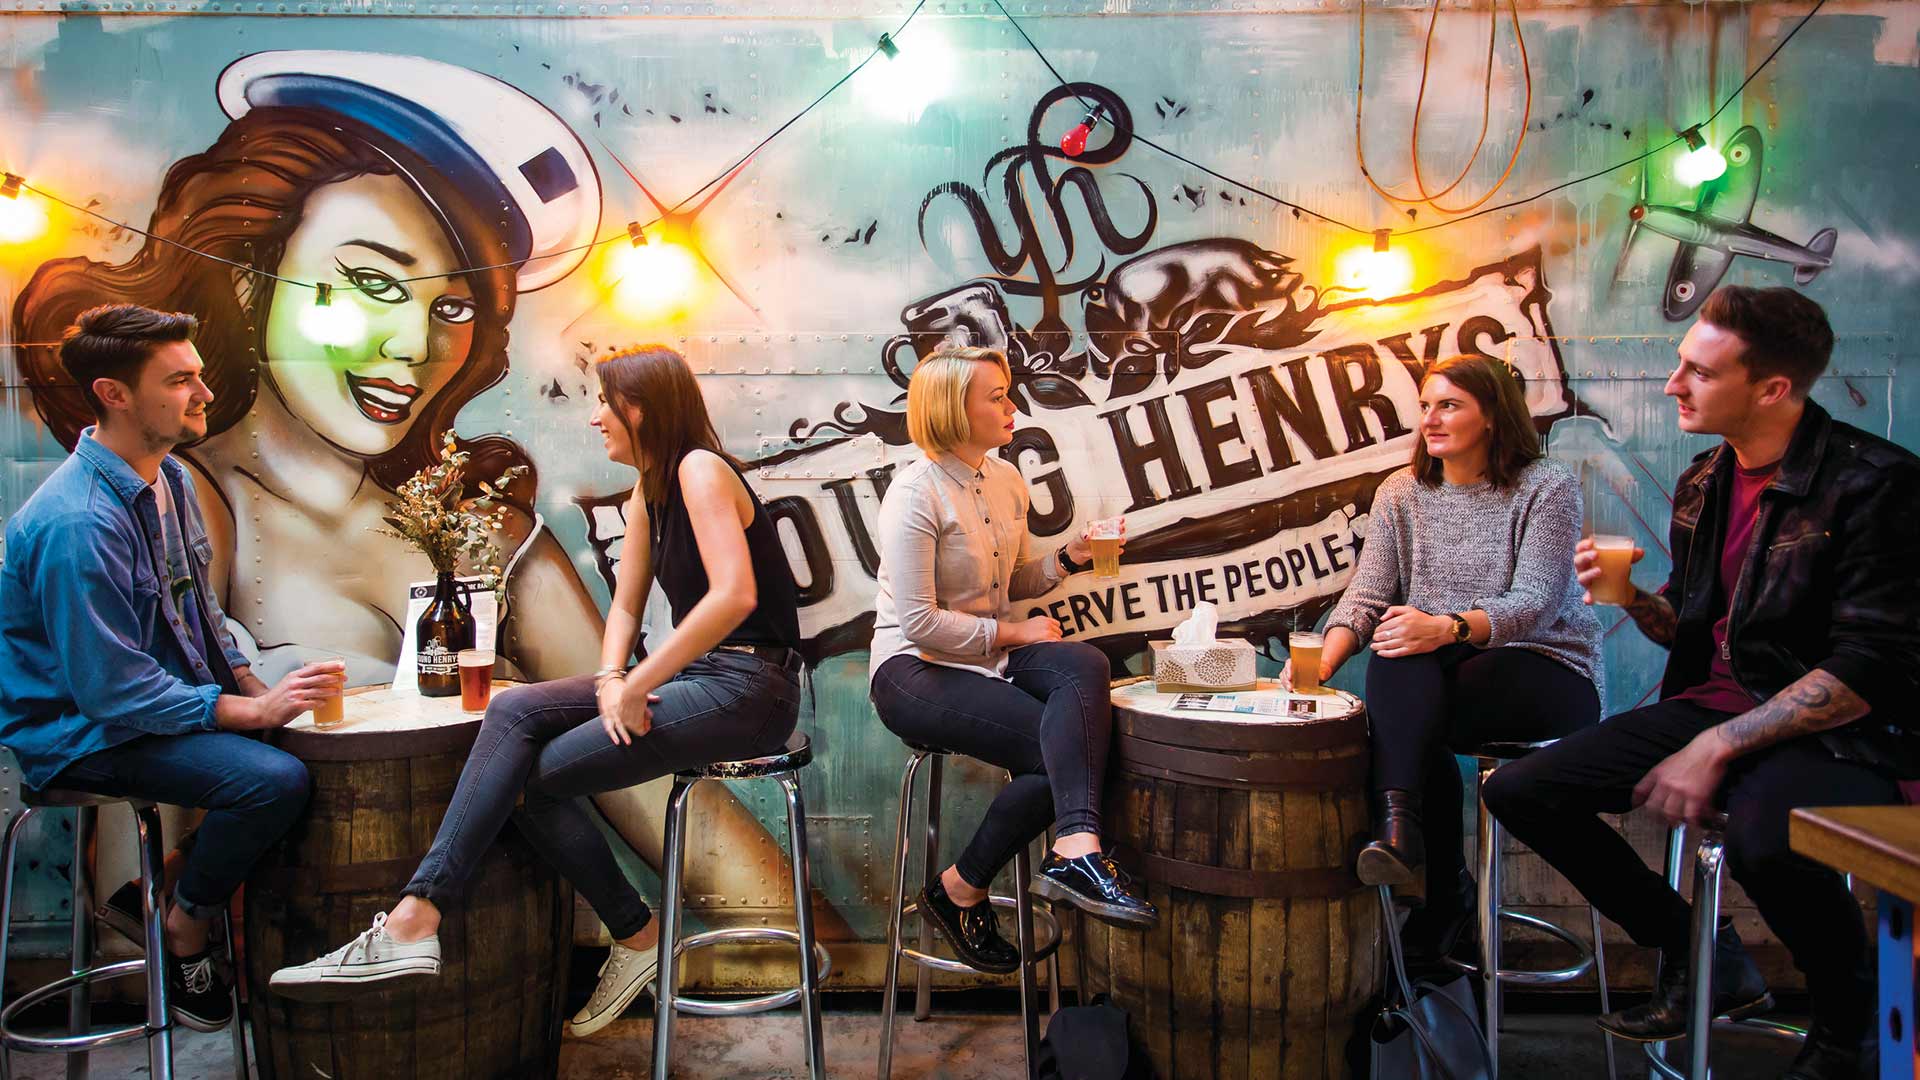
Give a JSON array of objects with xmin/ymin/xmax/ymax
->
[
  {"xmin": 58, "ymin": 304, "xmax": 199, "ymax": 420},
  {"xmin": 905, "ymin": 344, "xmax": 1013, "ymax": 455},
  {"xmin": 1697, "ymin": 285, "xmax": 1833, "ymax": 398}
]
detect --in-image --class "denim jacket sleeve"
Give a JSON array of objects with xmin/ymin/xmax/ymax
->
[{"xmin": 36, "ymin": 511, "xmax": 222, "ymax": 735}]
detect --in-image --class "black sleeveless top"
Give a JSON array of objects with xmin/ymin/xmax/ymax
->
[{"xmin": 649, "ymin": 452, "xmax": 800, "ymax": 649}]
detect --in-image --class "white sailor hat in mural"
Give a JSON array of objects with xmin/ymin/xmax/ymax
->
[{"xmin": 217, "ymin": 50, "xmax": 602, "ymax": 292}]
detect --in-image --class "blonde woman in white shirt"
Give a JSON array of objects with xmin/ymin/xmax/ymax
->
[{"xmin": 868, "ymin": 344, "xmax": 1156, "ymax": 975}]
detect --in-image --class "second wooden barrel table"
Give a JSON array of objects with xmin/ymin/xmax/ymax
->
[
  {"xmin": 244, "ymin": 684, "xmax": 575, "ymax": 1080},
  {"xmin": 1081, "ymin": 677, "xmax": 1380, "ymax": 1080}
]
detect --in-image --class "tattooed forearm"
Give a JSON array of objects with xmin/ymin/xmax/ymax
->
[
  {"xmin": 1623, "ymin": 588, "xmax": 1677, "ymax": 646},
  {"xmin": 1712, "ymin": 669, "xmax": 1870, "ymax": 756}
]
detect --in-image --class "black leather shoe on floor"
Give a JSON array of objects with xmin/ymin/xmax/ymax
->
[
  {"xmin": 920, "ymin": 879, "xmax": 1021, "ymax": 975},
  {"xmin": 1356, "ymin": 789, "xmax": 1424, "ymax": 887},
  {"xmin": 168, "ymin": 945, "xmax": 234, "ymax": 1033},
  {"xmin": 1596, "ymin": 920, "xmax": 1772, "ymax": 1042},
  {"xmin": 1032, "ymin": 852, "xmax": 1158, "ymax": 929},
  {"xmin": 1780, "ymin": 1022, "xmax": 1876, "ymax": 1079}
]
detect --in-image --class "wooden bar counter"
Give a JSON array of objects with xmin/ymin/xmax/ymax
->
[{"xmin": 243, "ymin": 683, "xmax": 575, "ymax": 1080}]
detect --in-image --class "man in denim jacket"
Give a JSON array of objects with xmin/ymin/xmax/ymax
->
[{"xmin": 0, "ymin": 305, "xmax": 339, "ymax": 1030}]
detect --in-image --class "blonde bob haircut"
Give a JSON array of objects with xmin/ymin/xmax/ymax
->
[{"xmin": 905, "ymin": 344, "xmax": 1013, "ymax": 455}]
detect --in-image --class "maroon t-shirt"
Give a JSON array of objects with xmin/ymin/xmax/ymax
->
[{"xmin": 1673, "ymin": 460, "xmax": 1779, "ymax": 713}]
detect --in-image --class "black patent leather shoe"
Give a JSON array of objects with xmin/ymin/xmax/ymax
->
[
  {"xmin": 1356, "ymin": 789, "xmax": 1424, "ymax": 886},
  {"xmin": 920, "ymin": 879, "xmax": 1021, "ymax": 975},
  {"xmin": 1032, "ymin": 852, "xmax": 1158, "ymax": 929},
  {"xmin": 1780, "ymin": 1022, "xmax": 1876, "ymax": 1079},
  {"xmin": 1596, "ymin": 921, "xmax": 1772, "ymax": 1042}
]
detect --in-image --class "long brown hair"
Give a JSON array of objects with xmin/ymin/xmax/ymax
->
[
  {"xmin": 13, "ymin": 107, "xmax": 521, "ymax": 493},
  {"xmin": 595, "ymin": 345, "xmax": 739, "ymax": 506},
  {"xmin": 1411, "ymin": 354, "xmax": 1542, "ymax": 490}
]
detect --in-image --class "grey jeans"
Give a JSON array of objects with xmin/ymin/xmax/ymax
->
[{"xmin": 403, "ymin": 649, "xmax": 800, "ymax": 938}]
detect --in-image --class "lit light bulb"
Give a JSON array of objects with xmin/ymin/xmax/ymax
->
[
  {"xmin": 299, "ymin": 283, "xmax": 368, "ymax": 347},
  {"xmin": 1334, "ymin": 230, "xmax": 1415, "ymax": 300},
  {"xmin": 1673, "ymin": 126, "xmax": 1727, "ymax": 187},
  {"xmin": 853, "ymin": 25, "xmax": 953, "ymax": 123},
  {"xmin": 1059, "ymin": 105, "xmax": 1104, "ymax": 158},
  {"xmin": 611, "ymin": 224, "xmax": 697, "ymax": 318},
  {"xmin": 0, "ymin": 173, "xmax": 48, "ymax": 244}
]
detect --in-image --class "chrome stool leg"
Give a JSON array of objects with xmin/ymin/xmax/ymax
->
[
  {"xmin": 914, "ymin": 756, "xmax": 943, "ymax": 1023},
  {"xmin": 1476, "ymin": 759, "xmax": 1503, "ymax": 1080},
  {"xmin": 650, "ymin": 777, "xmax": 695, "ymax": 1080},
  {"xmin": 1013, "ymin": 844, "xmax": 1041, "ymax": 1080},
  {"xmin": 219, "ymin": 909, "xmax": 246, "ymax": 1080},
  {"xmin": 1590, "ymin": 905, "xmax": 1617, "ymax": 1080},
  {"xmin": 0, "ymin": 806, "xmax": 38, "ymax": 1080},
  {"xmin": 66, "ymin": 805, "xmax": 97, "ymax": 1080},
  {"xmin": 877, "ymin": 751, "xmax": 926, "ymax": 1080},
  {"xmin": 781, "ymin": 774, "xmax": 826, "ymax": 1080},
  {"xmin": 1687, "ymin": 830, "xmax": 1726, "ymax": 1080},
  {"xmin": 132, "ymin": 803, "xmax": 172, "ymax": 1080}
]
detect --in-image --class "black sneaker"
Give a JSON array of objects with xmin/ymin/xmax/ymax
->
[
  {"xmin": 919, "ymin": 879, "xmax": 1022, "ymax": 975},
  {"xmin": 1032, "ymin": 852, "xmax": 1157, "ymax": 929},
  {"xmin": 97, "ymin": 880, "xmax": 149, "ymax": 948},
  {"xmin": 168, "ymin": 946, "xmax": 234, "ymax": 1033}
]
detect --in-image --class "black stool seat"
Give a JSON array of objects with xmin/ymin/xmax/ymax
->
[
  {"xmin": 678, "ymin": 732, "xmax": 811, "ymax": 779},
  {"xmin": 1466, "ymin": 738, "xmax": 1558, "ymax": 761},
  {"xmin": 21, "ymin": 789, "xmax": 150, "ymax": 810},
  {"xmin": 899, "ymin": 739, "xmax": 950, "ymax": 756}
]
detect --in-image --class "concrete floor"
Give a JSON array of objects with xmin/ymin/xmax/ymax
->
[{"xmin": 6, "ymin": 998, "xmax": 1814, "ymax": 1078}]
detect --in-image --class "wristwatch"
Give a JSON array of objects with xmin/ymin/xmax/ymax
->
[
  {"xmin": 1447, "ymin": 613, "xmax": 1472, "ymax": 644},
  {"xmin": 1057, "ymin": 546, "xmax": 1091, "ymax": 575}
]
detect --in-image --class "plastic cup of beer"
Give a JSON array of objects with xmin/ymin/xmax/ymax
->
[
  {"xmin": 1289, "ymin": 631, "xmax": 1326, "ymax": 694},
  {"xmin": 458, "ymin": 650, "xmax": 496, "ymax": 713},
  {"xmin": 312, "ymin": 655, "xmax": 348, "ymax": 731},
  {"xmin": 1590, "ymin": 535, "xmax": 1637, "ymax": 606},
  {"xmin": 1089, "ymin": 517, "xmax": 1124, "ymax": 579}
]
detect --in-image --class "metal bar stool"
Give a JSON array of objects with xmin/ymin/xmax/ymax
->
[
  {"xmin": 652, "ymin": 731, "xmax": 828, "ymax": 1080},
  {"xmin": 1443, "ymin": 740, "xmax": 1615, "ymax": 1080},
  {"xmin": 0, "ymin": 791, "xmax": 245, "ymax": 1080},
  {"xmin": 879, "ymin": 742, "xmax": 1062, "ymax": 1080},
  {"xmin": 1644, "ymin": 820, "xmax": 1809, "ymax": 1080}
]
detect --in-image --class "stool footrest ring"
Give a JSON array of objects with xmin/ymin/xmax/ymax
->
[
  {"xmin": 667, "ymin": 926, "xmax": 833, "ymax": 1017},
  {"xmin": 1441, "ymin": 908, "xmax": 1597, "ymax": 986},
  {"xmin": 0, "ymin": 959, "xmax": 162, "ymax": 1052},
  {"xmin": 1643, "ymin": 1017, "xmax": 1808, "ymax": 1080},
  {"xmin": 896, "ymin": 895, "xmax": 1060, "ymax": 974}
]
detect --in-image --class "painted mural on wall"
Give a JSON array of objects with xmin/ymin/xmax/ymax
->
[{"xmin": 3, "ymin": 5, "xmax": 1915, "ymax": 950}]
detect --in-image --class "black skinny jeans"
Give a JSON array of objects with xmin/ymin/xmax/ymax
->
[
  {"xmin": 1366, "ymin": 644, "xmax": 1600, "ymax": 900},
  {"xmin": 1483, "ymin": 699, "xmax": 1899, "ymax": 1033},
  {"xmin": 870, "ymin": 641, "xmax": 1114, "ymax": 890}
]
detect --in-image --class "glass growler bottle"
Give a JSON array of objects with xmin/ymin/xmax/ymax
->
[{"xmin": 415, "ymin": 571, "xmax": 475, "ymax": 697}]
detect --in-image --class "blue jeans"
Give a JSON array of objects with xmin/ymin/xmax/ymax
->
[
  {"xmin": 48, "ymin": 732, "xmax": 311, "ymax": 920},
  {"xmin": 403, "ymin": 650, "xmax": 801, "ymax": 938},
  {"xmin": 870, "ymin": 641, "xmax": 1114, "ymax": 890}
]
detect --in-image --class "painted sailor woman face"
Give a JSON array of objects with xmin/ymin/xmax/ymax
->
[{"xmin": 262, "ymin": 173, "xmax": 479, "ymax": 456}]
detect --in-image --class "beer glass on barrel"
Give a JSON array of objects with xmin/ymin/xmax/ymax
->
[{"xmin": 458, "ymin": 649, "xmax": 495, "ymax": 713}]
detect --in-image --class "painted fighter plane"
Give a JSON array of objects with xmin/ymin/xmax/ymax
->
[{"xmin": 1614, "ymin": 125, "xmax": 1838, "ymax": 321}]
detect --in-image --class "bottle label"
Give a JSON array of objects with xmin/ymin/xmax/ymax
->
[{"xmin": 419, "ymin": 636, "xmax": 457, "ymax": 677}]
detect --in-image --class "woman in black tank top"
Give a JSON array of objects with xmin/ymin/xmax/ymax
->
[{"xmin": 270, "ymin": 347, "xmax": 802, "ymax": 1037}]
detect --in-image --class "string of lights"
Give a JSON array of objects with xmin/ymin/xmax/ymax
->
[{"xmin": 0, "ymin": 0, "xmax": 1833, "ymax": 305}]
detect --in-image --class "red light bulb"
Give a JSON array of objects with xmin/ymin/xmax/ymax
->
[{"xmin": 1060, "ymin": 121, "xmax": 1091, "ymax": 157}]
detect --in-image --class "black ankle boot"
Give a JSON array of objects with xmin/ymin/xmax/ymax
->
[
  {"xmin": 1596, "ymin": 918, "xmax": 1772, "ymax": 1042},
  {"xmin": 1357, "ymin": 789, "xmax": 1424, "ymax": 886},
  {"xmin": 1402, "ymin": 868, "xmax": 1476, "ymax": 970}
]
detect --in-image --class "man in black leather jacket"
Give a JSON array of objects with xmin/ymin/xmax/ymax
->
[{"xmin": 1485, "ymin": 286, "xmax": 1920, "ymax": 1080}]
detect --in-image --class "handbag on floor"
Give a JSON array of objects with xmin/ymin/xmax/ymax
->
[
  {"xmin": 1364, "ymin": 885, "xmax": 1493, "ymax": 1080},
  {"xmin": 1037, "ymin": 994, "xmax": 1153, "ymax": 1080}
]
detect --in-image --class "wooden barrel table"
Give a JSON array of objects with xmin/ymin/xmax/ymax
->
[
  {"xmin": 244, "ymin": 683, "xmax": 575, "ymax": 1080},
  {"xmin": 1081, "ymin": 677, "xmax": 1380, "ymax": 1080}
]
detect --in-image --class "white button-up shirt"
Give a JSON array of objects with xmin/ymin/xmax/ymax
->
[{"xmin": 868, "ymin": 452, "xmax": 1067, "ymax": 682}]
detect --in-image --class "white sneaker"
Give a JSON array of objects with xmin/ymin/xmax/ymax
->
[
  {"xmin": 268, "ymin": 912, "xmax": 442, "ymax": 1000},
  {"xmin": 566, "ymin": 940, "xmax": 658, "ymax": 1037}
]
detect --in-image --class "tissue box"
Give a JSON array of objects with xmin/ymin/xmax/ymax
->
[{"xmin": 1150, "ymin": 639, "xmax": 1258, "ymax": 693}]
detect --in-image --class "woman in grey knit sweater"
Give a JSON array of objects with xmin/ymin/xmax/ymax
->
[{"xmin": 1285, "ymin": 354, "xmax": 1603, "ymax": 962}]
